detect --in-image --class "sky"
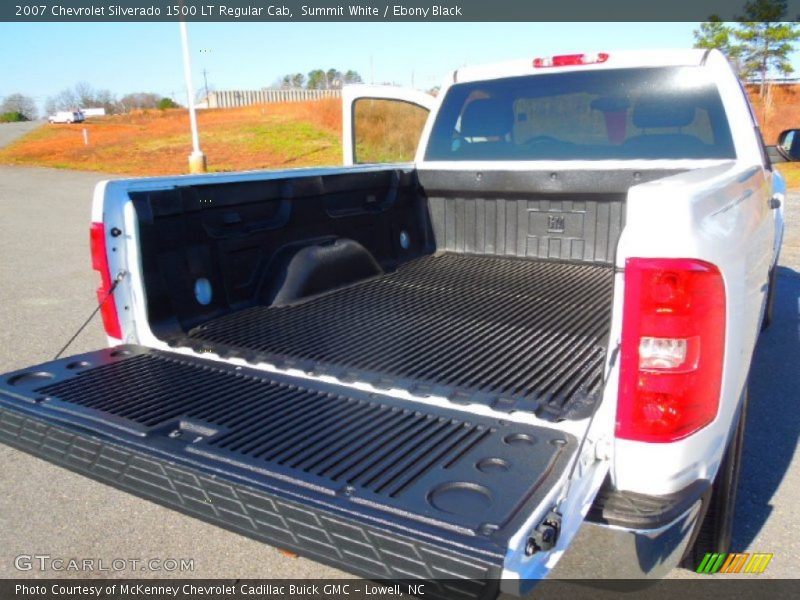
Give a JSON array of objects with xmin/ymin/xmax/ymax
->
[{"xmin": 2, "ymin": 21, "xmax": 799, "ymax": 114}]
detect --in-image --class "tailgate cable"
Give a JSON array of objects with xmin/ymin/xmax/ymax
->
[
  {"xmin": 53, "ymin": 271, "xmax": 128, "ymax": 360},
  {"xmin": 525, "ymin": 343, "xmax": 620, "ymax": 556}
]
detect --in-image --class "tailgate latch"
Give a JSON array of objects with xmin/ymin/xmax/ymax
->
[{"xmin": 525, "ymin": 509, "xmax": 562, "ymax": 556}]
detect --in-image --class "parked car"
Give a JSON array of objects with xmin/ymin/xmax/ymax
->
[
  {"xmin": 0, "ymin": 49, "xmax": 791, "ymax": 595},
  {"xmin": 48, "ymin": 110, "xmax": 85, "ymax": 124}
]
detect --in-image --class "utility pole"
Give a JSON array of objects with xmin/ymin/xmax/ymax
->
[
  {"xmin": 202, "ymin": 68, "xmax": 210, "ymax": 102},
  {"xmin": 179, "ymin": 21, "xmax": 207, "ymax": 173}
]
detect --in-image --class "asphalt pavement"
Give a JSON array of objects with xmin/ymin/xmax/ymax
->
[
  {"xmin": 0, "ymin": 161, "xmax": 797, "ymax": 581},
  {"xmin": 0, "ymin": 120, "xmax": 44, "ymax": 148}
]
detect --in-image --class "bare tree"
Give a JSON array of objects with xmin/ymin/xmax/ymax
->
[
  {"xmin": 48, "ymin": 88, "xmax": 78, "ymax": 111},
  {"xmin": 47, "ymin": 83, "xmax": 119, "ymax": 114},
  {"xmin": 75, "ymin": 81, "xmax": 95, "ymax": 107},
  {"xmin": 0, "ymin": 93, "xmax": 38, "ymax": 120},
  {"xmin": 119, "ymin": 92, "xmax": 161, "ymax": 112},
  {"xmin": 44, "ymin": 97, "xmax": 57, "ymax": 117}
]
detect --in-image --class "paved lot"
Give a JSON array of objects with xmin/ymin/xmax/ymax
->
[
  {"xmin": 0, "ymin": 120, "xmax": 43, "ymax": 148},
  {"xmin": 0, "ymin": 163, "xmax": 797, "ymax": 580}
]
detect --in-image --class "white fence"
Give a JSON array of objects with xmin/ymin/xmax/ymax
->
[{"xmin": 204, "ymin": 89, "xmax": 341, "ymax": 109}]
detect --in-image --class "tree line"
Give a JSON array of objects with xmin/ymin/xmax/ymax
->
[
  {"xmin": 44, "ymin": 82, "xmax": 180, "ymax": 115},
  {"xmin": 694, "ymin": 0, "xmax": 800, "ymax": 95},
  {"xmin": 276, "ymin": 68, "xmax": 363, "ymax": 90},
  {"xmin": 2, "ymin": 68, "xmax": 364, "ymax": 122},
  {"xmin": 1, "ymin": 83, "xmax": 181, "ymax": 122}
]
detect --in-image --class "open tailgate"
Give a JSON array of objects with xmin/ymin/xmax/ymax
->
[{"xmin": 0, "ymin": 345, "xmax": 602, "ymax": 595}]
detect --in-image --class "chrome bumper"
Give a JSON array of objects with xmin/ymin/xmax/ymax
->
[{"xmin": 549, "ymin": 499, "xmax": 704, "ymax": 578}]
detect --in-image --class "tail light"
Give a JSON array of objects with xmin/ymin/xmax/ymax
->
[
  {"xmin": 90, "ymin": 222, "xmax": 122, "ymax": 339},
  {"xmin": 533, "ymin": 53, "xmax": 609, "ymax": 68},
  {"xmin": 617, "ymin": 258, "xmax": 725, "ymax": 442}
]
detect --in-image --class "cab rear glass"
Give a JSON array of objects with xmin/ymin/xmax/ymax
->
[{"xmin": 424, "ymin": 67, "xmax": 736, "ymax": 161}]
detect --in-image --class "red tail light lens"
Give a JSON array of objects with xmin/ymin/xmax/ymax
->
[
  {"xmin": 89, "ymin": 222, "xmax": 122, "ymax": 339},
  {"xmin": 533, "ymin": 52, "xmax": 609, "ymax": 68},
  {"xmin": 617, "ymin": 258, "xmax": 725, "ymax": 442}
]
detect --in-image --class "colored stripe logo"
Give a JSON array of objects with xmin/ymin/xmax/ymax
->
[{"xmin": 696, "ymin": 552, "xmax": 773, "ymax": 574}]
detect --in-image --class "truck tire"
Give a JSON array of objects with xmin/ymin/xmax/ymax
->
[
  {"xmin": 681, "ymin": 387, "xmax": 747, "ymax": 569},
  {"xmin": 761, "ymin": 267, "xmax": 777, "ymax": 331}
]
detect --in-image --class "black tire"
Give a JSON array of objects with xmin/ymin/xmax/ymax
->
[
  {"xmin": 681, "ymin": 388, "xmax": 748, "ymax": 568},
  {"xmin": 761, "ymin": 267, "xmax": 777, "ymax": 331}
]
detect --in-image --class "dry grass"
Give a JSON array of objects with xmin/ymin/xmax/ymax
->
[
  {"xmin": 0, "ymin": 99, "xmax": 344, "ymax": 176},
  {"xmin": 353, "ymin": 99, "xmax": 428, "ymax": 163},
  {"xmin": 776, "ymin": 162, "xmax": 800, "ymax": 189}
]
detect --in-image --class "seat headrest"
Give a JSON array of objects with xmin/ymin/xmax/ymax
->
[
  {"xmin": 633, "ymin": 96, "xmax": 696, "ymax": 129},
  {"xmin": 461, "ymin": 98, "xmax": 514, "ymax": 138}
]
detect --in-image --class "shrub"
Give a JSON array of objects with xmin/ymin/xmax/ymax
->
[
  {"xmin": 157, "ymin": 98, "xmax": 180, "ymax": 110},
  {"xmin": 0, "ymin": 111, "xmax": 28, "ymax": 123}
]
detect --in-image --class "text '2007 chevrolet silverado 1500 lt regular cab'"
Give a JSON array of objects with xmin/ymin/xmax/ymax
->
[{"xmin": 0, "ymin": 49, "xmax": 789, "ymax": 595}]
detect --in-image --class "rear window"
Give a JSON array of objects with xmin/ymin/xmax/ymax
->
[{"xmin": 424, "ymin": 67, "xmax": 736, "ymax": 161}]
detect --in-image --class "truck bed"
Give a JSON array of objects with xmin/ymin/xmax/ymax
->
[{"xmin": 167, "ymin": 253, "xmax": 615, "ymax": 421}]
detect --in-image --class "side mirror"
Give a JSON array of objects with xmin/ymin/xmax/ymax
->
[{"xmin": 776, "ymin": 128, "xmax": 800, "ymax": 161}]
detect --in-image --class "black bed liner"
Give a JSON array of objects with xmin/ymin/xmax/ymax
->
[
  {"xmin": 167, "ymin": 253, "xmax": 615, "ymax": 421},
  {"xmin": 0, "ymin": 346, "xmax": 577, "ymax": 590}
]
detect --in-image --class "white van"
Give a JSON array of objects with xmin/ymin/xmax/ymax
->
[{"xmin": 48, "ymin": 110, "xmax": 85, "ymax": 124}]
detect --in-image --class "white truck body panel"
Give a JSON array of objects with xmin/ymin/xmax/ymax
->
[{"xmin": 614, "ymin": 163, "xmax": 773, "ymax": 494}]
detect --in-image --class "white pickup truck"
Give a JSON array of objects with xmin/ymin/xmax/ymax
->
[{"xmin": 0, "ymin": 49, "xmax": 790, "ymax": 592}]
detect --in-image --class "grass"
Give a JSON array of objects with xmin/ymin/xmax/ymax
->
[
  {"xmin": 354, "ymin": 99, "xmax": 428, "ymax": 163},
  {"xmin": 776, "ymin": 162, "xmax": 800, "ymax": 189},
  {"xmin": 0, "ymin": 100, "xmax": 344, "ymax": 176}
]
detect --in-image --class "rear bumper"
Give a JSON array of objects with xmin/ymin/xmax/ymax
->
[
  {"xmin": 552, "ymin": 489, "xmax": 706, "ymax": 578},
  {"xmin": 2, "ymin": 398, "xmax": 705, "ymax": 588}
]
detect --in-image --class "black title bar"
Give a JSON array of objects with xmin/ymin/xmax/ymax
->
[{"xmin": 4, "ymin": 0, "xmax": 800, "ymax": 22}]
